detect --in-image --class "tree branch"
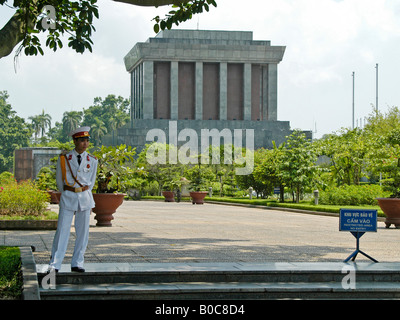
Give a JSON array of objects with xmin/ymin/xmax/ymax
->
[
  {"xmin": 0, "ymin": 11, "xmax": 28, "ymax": 58},
  {"xmin": 0, "ymin": 0, "xmax": 190, "ymax": 59},
  {"xmin": 112, "ymin": 0, "xmax": 187, "ymax": 6},
  {"xmin": 0, "ymin": 0, "xmax": 38, "ymax": 60}
]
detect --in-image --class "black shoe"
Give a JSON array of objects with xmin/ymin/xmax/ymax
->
[{"xmin": 71, "ymin": 266, "xmax": 85, "ymax": 273}]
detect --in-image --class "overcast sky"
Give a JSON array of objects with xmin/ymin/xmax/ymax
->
[{"xmin": 1, "ymin": 0, "xmax": 400, "ymax": 139}]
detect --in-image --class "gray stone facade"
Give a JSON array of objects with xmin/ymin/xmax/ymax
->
[
  {"xmin": 115, "ymin": 119, "xmax": 292, "ymax": 153},
  {"xmin": 118, "ymin": 30, "xmax": 305, "ymax": 154},
  {"xmin": 14, "ymin": 147, "xmax": 61, "ymax": 181}
]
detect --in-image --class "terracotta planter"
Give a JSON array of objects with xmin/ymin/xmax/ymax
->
[
  {"xmin": 92, "ymin": 193, "xmax": 125, "ymax": 227},
  {"xmin": 162, "ymin": 191, "xmax": 175, "ymax": 202},
  {"xmin": 189, "ymin": 191, "xmax": 208, "ymax": 204},
  {"xmin": 47, "ymin": 191, "xmax": 61, "ymax": 204},
  {"xmin": 377, "ymin": 198, "xmax": 400, "ymax": 228}
]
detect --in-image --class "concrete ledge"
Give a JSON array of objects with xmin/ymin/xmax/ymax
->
[
  {"xmin": 20, "ymin": 246, "xmax": 40, "ymax": 300},
  {"xmin": 0, "ymin": 220, "xmax": 57, "ymax": 230}
]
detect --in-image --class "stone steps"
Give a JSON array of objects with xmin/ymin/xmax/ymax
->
[
  {"xmin": 36, "ymin": 262, "xmax": 400, "ymax": 300},
  {"xmin": 38, "ymin": 281, "xmax": 400, "ymax": 300}
]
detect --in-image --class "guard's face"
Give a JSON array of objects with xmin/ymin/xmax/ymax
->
[{"xmin": 74, "ymin": 137, "xmax": 90, "ymax": 154}]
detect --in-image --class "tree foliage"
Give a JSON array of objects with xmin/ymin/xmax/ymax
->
[
  {"xmin": 252, "ymin": 144, "xmax": 284, "ymax": 199},
  {"xmin": 82, "ymin": 95, "xmax": 130, "ymax": 145},
  {"xmin": 0, "ymin": 0, "xmax": 99, "ymax": 59},
  {"xmin": 0, "ymin": 0, "xmax": 217, "ymax": 59},
  {"xmin": 0, "ymin": 91, "xmax": 31, "ymax": 172},
  {"xmin": 31, "ymin": 94, "xmax": 130, "ymax": 144},
  {"xmin": 92, "ymin": 144, "xmax": 136, "ymax": 193},
  {"xmin": 253, "ymin": 130, "xmax": 318, "ymax": 203},
  {"xmin": 6, "ymin": 87, "xmax": 400, "ymax": 203},
  {"xmin": 152, "ymin": 0, "xmax": 217, "ymax": 33},
  {"xmin": 28, "ymin": 109, "xmax": 51, "ymax": 141}
]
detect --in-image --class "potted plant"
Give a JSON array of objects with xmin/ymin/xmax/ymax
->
[
  {"xmin": 376, "ymin": 129, "xmax": 400, "ymax": 228},
  {"xmin": 37, "ymin": 166, "xmax": 60, "ymax": 204},
  {"xmin": 377, "ymin": 162, "xmax": 400, "ymax": 228},
  {"xmin": 160, "ymin": 165, "xmax": 183, "ymax": 202},
  {"xmin": 162, "ymin": 183, "xmax": 177, "ymax": 202},
  {"xmin": 187, "ymin": 164, "xmax": 209, "ymax": 205},
  {"xmin": 141, "ymin": 144, "xmax": 184, "ymax": 202},
  {"xmin": 91, "ymin": 144, "xmax": 136, "ymax": 226}
]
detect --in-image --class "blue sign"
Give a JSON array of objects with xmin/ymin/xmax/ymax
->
[
  {"xmin": 273, "ymin": 187, "xmax": 280, "ymax": 195},
  {"xmin": 339, "ymin": 209, "xmax": 377, "ymax": 232}
]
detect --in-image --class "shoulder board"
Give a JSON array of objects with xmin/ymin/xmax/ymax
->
[{"xmin": 88, "ymin": 153, "xmax": 97, "ymax": 160}]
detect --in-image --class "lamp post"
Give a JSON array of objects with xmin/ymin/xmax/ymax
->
[
  {"xmin": 352, "ymin": 71, "xmax": 355, "ymax": 129},
  {"xmin": 375, "ymin": 63, "xmax": 379, "ymax": 112}
]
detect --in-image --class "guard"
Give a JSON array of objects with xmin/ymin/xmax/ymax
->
[{"xmin": 48, "ymin": 126, "xmax": 98, "ymax": 273}]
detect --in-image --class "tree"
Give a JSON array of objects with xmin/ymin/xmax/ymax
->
[
  {"xmin": 62, "ymin": 110, "xmax": 82, "ymax": 136},
  {"xmin": 28, "ymin": 114, "xmax": 41, "ymax": 141},
  {"xmin": 207, "ymin": 145, "xmax": 235, "ymax": 197},
  {"xmin": 362, "ymin": 107, "xmax": 400, "ymax": 188},
  {"xmin": 82, "ymin": 94, "xmax": 129, "ymax": 144},
  {"xmin": 136, "ymin": 143, "xmax": 171, "ymax": 195},
  {"xmin": 151, "ymin": 0, "xmax": 217, "ymax": 33},
  {"xmin": 0, "ymin": 0, "xmax": 217, "ymax": 60},
  {"xmin": 279, "ymin": 130, "xmax": 318, "ymax": 203},
  {"xmin": 109, "ymin": 110, "xmax": 129, "ymax": 144},
  {"xmin": 47, "ymin": 121, "xmax": 66, "ymax": 142},
  {"xmin": 28, "ymin": 109, "xmax": 51, "ymax": 142},
  {"xmin": 252, "ymin": 144, "xmax": 285, "ymax": 200},
  {"xmin": 0, "ymin": 0, "xmax": 99, "ymax": 59},
  {"xmin": 38, "ymin": 109, "xmax": 52, "ymax": 137},
  {"xmin": 0, "ymin": 91, "xmax": 32, "ymax": 172},
  {"xmin": 90, "ymin": 117, "xmax": 107, "ymax": 145},
  {"xmin": 315, "ymin": 128, "xmax": 370, "ymax": 186}
]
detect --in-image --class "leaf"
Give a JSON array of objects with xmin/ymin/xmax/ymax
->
[{"xmin": 160, "ymin": 20, "xmax": 166, "ymax": 30}]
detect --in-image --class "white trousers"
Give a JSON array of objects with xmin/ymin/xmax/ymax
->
[{"xmin": 49, "ymin": 208, "xmax": 90, "ymax": 270}]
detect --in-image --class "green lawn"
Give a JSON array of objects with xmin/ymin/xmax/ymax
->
[
  {"xmin": 142, "ymin": 195, "xmax": 384, "ymax": 217},
  {"xmin": 0, "ymin": 210, "xmax": 58, "ymax": 220},
  {"xmin": 204, "ymin": 197, "xmax": 384, "ymax": 216},
  {"xmin": 0, "ymin": 247, "xmax": 22, "ymax": 300}
]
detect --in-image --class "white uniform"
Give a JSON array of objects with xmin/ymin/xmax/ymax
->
[{"xmin": 49, "ymin": 149, "xmax": 98, "ymax": 270}]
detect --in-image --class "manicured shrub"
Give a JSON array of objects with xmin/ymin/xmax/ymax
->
[
  {"xmin": 318, "ymin": 184, "xmax": 389, "ymax": 206},
  {"xmin": 0, "ymin": 178, "xmax": 50, "ymax": 216},
  {"xmin": 0, "ymin": 247, "xmax": 22, "ymax": 299}
]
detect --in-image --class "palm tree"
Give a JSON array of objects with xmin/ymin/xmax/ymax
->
[
  {"xmin": 28, "ymin": 110, "xmax": 51, "ymax": 142},
  {"xmin": 62, "ymin": 111, "xmax": 82, "ymax": 135},
  {"xmin": 28, "ymin": 115, "xmax": 41, "ymax": 141},
  {"xmin": 91, "ymin": 117, "xmax": 107, "ymax": 145},
  {"xmin": 114, "ymin": 111, "xmax": 129, "ymax": 129},
  {"xmin": 109, "ymin": 111, "xmax": 129, "ymax": 144},
  {"xmin": 37, "ymin": 109, "xmax": 52, "ymax": 137}
]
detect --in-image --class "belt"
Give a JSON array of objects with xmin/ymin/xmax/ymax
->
[{"xmin": 64, "ymin": 185, "xmax": 89, "ymax": 193}]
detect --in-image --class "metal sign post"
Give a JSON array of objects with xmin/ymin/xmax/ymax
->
[{"xmin": 339, "ymin": 209, "xmax": 378, "ymax": 263}]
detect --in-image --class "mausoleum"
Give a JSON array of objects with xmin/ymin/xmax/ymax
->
[{"xmin": 116, "ymin": 29, "xmax": 304, "ymax": 153}]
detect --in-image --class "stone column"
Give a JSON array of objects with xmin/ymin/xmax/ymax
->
[
  {"xmin": 219, "ymin": 62, "xmax": 227, "ymax": 120},
  {"xmin": 195, "ymin": 62, "xmax": 203, "ymax": 120},
  {"xmin": 143, "ymin": 61, "xmax": 154, "ymax": 119},
  {"xmin": 243, "ymin": 63, "xmax": 251, "ymax": 120},
  {"xmin": 130, "ymin": 71, "xmax": 134, "ymax": 125},
  {"xmin": 170, "ymin": 61, "xmax": 179, "ymax": 120},
  {"xmin": 267, "ymin": 63, "xmax": 278, "ymax": 121}
]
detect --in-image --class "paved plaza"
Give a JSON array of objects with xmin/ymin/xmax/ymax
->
[{"xmin": 1, "ymin": 200, "xmax": 399, "ymax": 265}]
